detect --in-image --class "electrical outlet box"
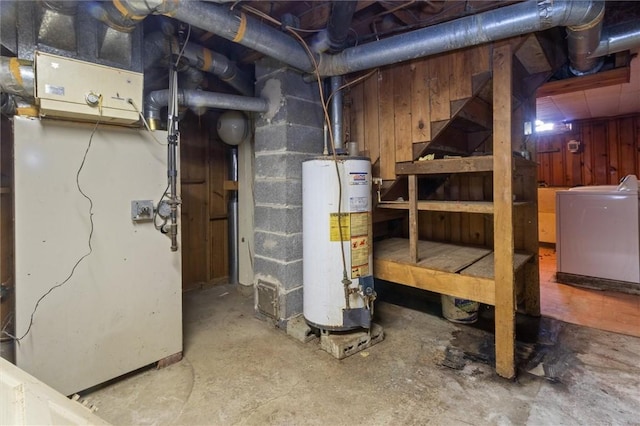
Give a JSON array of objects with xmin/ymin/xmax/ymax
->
[
  {"xmin": 131, "ymin": 200, "xmax": 154, "ymax": 222},
  {"xmin": 35, "ymin": 51, "xmax": 142, "ymax": 125}
]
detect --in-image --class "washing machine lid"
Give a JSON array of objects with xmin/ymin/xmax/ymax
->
[{"xmin": 566, "ymin": 175, "xmax": 638, "ymax": 195}]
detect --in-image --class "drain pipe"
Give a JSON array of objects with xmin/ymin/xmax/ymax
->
[
  {"xmin": 330, "ymin": 76, "xmax": 345, "ymax": 154},
  {"xmin": 144, "ymin": 31, "xmax": 253, "ymax": 96},
  {"xmin": 145, "ymin": 89, "xmax": 269, "ymax": 128},
  {"xmin": 228, "ymin": 146, "xmax": 239, "ymax": 285},
  {"xmin": 590, "ymin": 21, "xmax": 640, "ymax": 59},
  {"xmin": 566, "ymin": 2, "xmax": 605, "ymax": 75}
]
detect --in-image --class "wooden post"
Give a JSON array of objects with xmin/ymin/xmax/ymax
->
[
  {"xmin": 493, "ymin": 43, "xmax": 516, "ymax": 379},
  {"xmin": 408, "ymin": 174, "xmax": 419, "ymax": 263}
]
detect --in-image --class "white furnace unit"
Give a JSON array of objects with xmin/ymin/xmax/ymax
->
[
  {"xmin": 12, "ymin": 116, "xmax": 182, "ymax": 395},
  {"xmin": 302, "ymin": 157, "xmax": 375, "ymax": 331}
]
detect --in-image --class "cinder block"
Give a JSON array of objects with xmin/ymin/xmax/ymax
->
[
  {"xmin": 279, "ymin": 285, "xmax": 304, "ymax": 319},
  {"xmin": 286, "ymin": 314, "xmax": 316, "ymax": 343},
  {"xmin": 255, "ymin": 124, "xmax": 323, "ymax": 154},
  {"xmin": 254, "ymin": 179, "xmax": 302, "ymax": 206},
  {"xmin": 254, "ymin": 231, "xmax": 302, "ymax": 263},
  {"xmin": 254, "ymin": 205, "xmax": 302, "ymax": 234},
  {"xmin": 255, "ymin": 152, "xmax": 314, "ymax": 180},
  {"xmin": 256, "ymin": 62, "xmax": 320, "ymax": 103},
  {"xmin": 253, "ymin": 256, "xmax": 303, "ymax": 291},
  {"xmin": 319, "ymin": 323, "xmax": 385, "ymax": 359}
]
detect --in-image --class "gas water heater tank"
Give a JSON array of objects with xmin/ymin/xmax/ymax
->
[{"xmin": 302, "ymin": 157, "xmax": 374, "ymax": 331}]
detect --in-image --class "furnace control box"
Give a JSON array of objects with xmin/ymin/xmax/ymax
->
[{"xmin": 35, "ymin": 51, "xmax": 143, "ymax": 125}]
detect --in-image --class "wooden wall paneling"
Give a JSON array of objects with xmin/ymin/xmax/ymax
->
[
  {"xmin": 181, "ymin": 116, "xmax": 207, "ymax": 184},
  {"xmin": 378, "ymin": 67, "xmax": 396, "ymax": 180},
  {"xmin": 411, "ymin": 59, "xmax": 431, "ymax": 144},
  {"xmin": 449, "ymin": 177, "xmax": 462, "ymax": 243},
  {"xmin": 209, "ymin": 136, "xmax": 227, "ymax": 218},
  {"xmin": 619, "ymin": 117, "xmax": 636, "ymax": 178},
  {"xmin": 418, "ymin": 211, "xmax": 434, "ymax": 240},
  {"xmin": 428, "ymin": 55, "xmax": 451, "ymax": 123},
  {"xmin": 349, "ymin": 81, "xmax": 364, "ymax": 154},
  {"xmin": 209, "ymin": 132, "xmax": 228, "ymax": 280},
  {"xmin": 364, "ymin": 72, "xmax": 381, "ymax": 176},
  {"xmin": 181, "ymin": 182, "xmax": 209, "ymax": 289},
  {"xmin": 468, "ymin": 175, "xmax": 485, "ymax": 245},
  {"xmin": 394, "ymin": 63, "xmax": 414, "ymax": 162},
  {"xmin": 451, "ymin": 50, "xmax": 472, "ymax": 101},
  {"xmin": 551, "ymin": 144, "xmax": 564, "ymax": 185},
  {"xmin": 591, "ymin": 122, "xmax": 608, "ymax": 184},
  {"xmin": 607, "ymin": 119, "xmax": 619, "ymax": 184},
  {"xmin": 180, "ymin": 114, "xmax": 210, "ymax": 289},
  {"xmin": 581, "ymin": 122, "xmax": 594, "ymax": 185},
  {"xmin": 459, "ymin": 175, "xmax": 471, "ymax": 244},
  {"xmin": 210, "ymin": 219, "xmax": 229, "ymax": 280}
]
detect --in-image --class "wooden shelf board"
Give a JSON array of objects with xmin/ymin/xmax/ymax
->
[
  {"xmin": 459, "ymin": 251, "xmax": 535, "ymax": 279},
  {"xmin": 378, "ymin": 200, "xmax": 532, "ymax": 214},
  {"xmin": 374, "ymin": 238, "xmax": 496, "ymax": 304},
  {"xmin": 0, "ymin": 187, "xmax": 10, "ymax": 194},
  {"xmin": 396, "ymin": 155, "xmax": 536, "ymax": 175}
]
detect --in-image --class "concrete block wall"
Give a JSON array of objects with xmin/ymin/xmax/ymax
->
[{"xmin": 253, "ymin": 59, "xmax": 324, "ymax": 327}]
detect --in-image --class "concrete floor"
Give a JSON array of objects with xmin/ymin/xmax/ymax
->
[{"xmin": 83, "ymin": 284, "xmax": 640, "ymax": 425}]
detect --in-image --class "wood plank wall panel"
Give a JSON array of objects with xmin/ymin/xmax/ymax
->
[
  {"xmin": 363, "ymin": 72, "xmax": 381, "ymax": 176},
  {"xmin": 394, "ymin": 63, "xmax": 414, "ymax": 163},
  {"xmin": 410, "ymin": 60, "xmax": 431, "ymax": 144},
  {"xmin": 180, "ymin": 112, "xmax": 229, "ymax": 290},
  {"xmin": 428, "ymin": 55, "xmax": 451, "ymax": 123},
  {"xmin": 378, "ymin": 68, "xmax": 396, "ymax": 180},
  {"xmin": 346, "ymin": 45, "xmax": 491, "ymax": 181},
  {"xmin": 536, "ymin": 113, "xmax": 640, "ymax": 187}
]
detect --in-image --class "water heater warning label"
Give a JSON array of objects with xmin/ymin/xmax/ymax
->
[
  {"xmin": 350, "ymin": 236, "xmax": 370, "ymax": 278},
  {"xmin": 329, "ymin": 213, "xmax": 350, "ymax": 241}
]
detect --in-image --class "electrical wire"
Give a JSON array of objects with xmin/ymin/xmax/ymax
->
[
  {"xmin": 287, "ymin": 27, "xmax": 352, "ymax": 306},
  {"xmin": 1, "ymin": 118, "xmax": 100, "ymax": 342},
  {"xmin": 174, "ymin": 24, "xmax": 192, "ymax": 67},
  {"xmin": 153, "ymin": 183, "xmax": 170, "ymax": 232},
  {"xmin": 324, "ymin": 68, "xmax": 379, "ymax": 109}
]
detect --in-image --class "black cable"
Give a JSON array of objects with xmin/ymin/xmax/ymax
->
[{"xmin": 1, "ymin": 119, "xmax": 99, "ymax": 342}]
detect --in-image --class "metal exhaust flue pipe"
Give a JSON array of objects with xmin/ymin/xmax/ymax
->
[
  {"xmin": 145, "ymin": 89, "xmax": 269, "ymax": 127},
  {"xmin": 566, "ymin": 2, "xmax": 605, "ymax": 75}
]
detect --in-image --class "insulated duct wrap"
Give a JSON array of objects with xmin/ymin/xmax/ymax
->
[{"xmin": 0, "ymin": 57, "xmax": 34, "ymax": 100}]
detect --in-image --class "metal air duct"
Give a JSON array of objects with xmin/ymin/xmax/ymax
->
[
  {"xmin": 590, "ymin": 21, "xmax": 640, "ymax": 58},
  {"xmin": 0, "ymin": 57, "xmax": 34, "ymax": 101},
  {"xmin": 311, "ymin": 1, "xmax": 358, "ymax": 54},
  {"xmin": 116, "ymin": 0, "xmax": 604, "ymax": 77},
  {"xmin": 566, "ymin": 2, "xmax": 605, "ymax": 75},
  {"xmin": 144, "ymin": 31, "xmax": 253, "ymax": 96},
  {"xmin": 144, "ymin": 89, "xmax": 269, "ymax": 127}
]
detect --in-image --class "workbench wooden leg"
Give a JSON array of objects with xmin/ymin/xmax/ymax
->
[
  {"xmin": 408, "ymin": 174, "xmax": 419, "ymax": 264},
  {"xmin": 493, "ymin": 43, "xmax": 516, "ymax": 379}
]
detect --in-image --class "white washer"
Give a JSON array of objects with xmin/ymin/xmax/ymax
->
[{"xmin": 556, "ymin": 175, "xmax": 640, "ymax": 284}]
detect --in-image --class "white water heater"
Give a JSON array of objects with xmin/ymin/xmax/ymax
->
[{"xmin": 302, "ymin": 157, "xmax": 375, "ymax": 331}]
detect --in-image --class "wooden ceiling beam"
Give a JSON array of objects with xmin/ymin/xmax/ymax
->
[{"xmin": 536, "ymin": 67, "xmax": 631, "ymax": 98}]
